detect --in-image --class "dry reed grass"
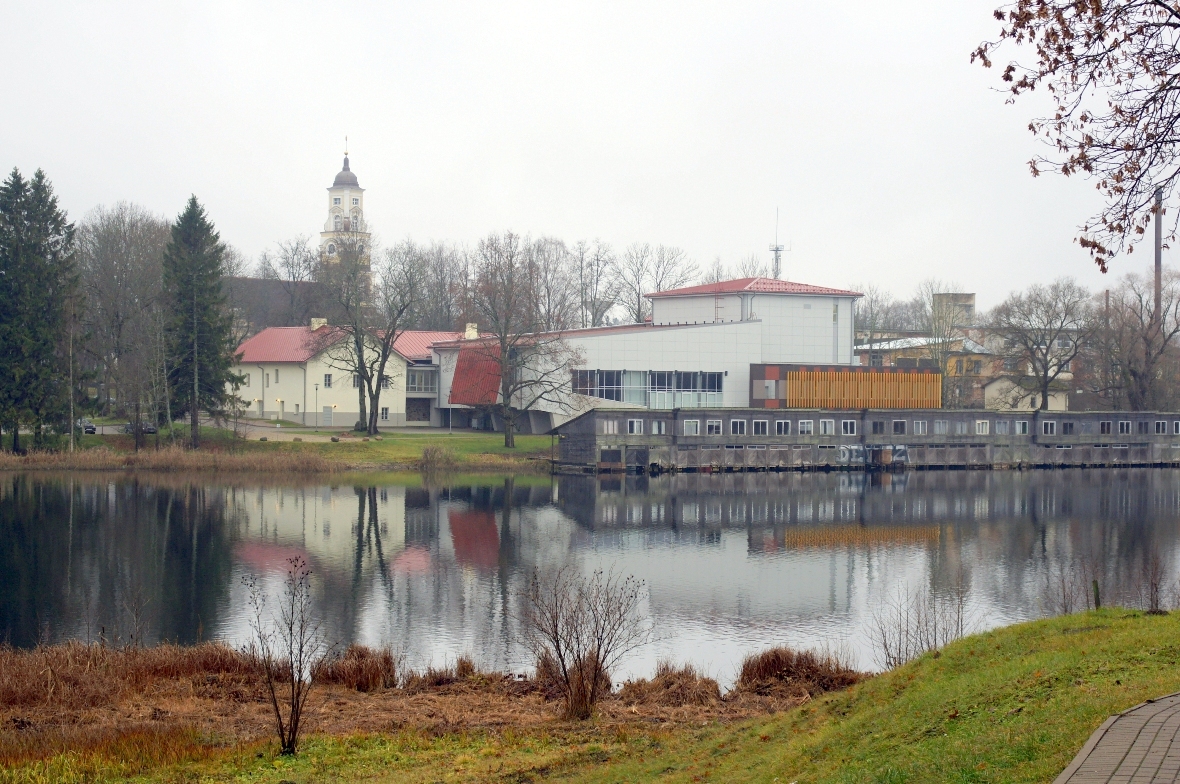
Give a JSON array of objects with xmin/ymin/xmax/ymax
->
[
  {"xmin": 312, "ymin": 645, "xmax": 401, "ymax": 692},
  {"xmin": 417, "ymin": 444, "xmax": 458, "ymax": 473},
  {"xmin": 0, "ymin": 641, "xmax": 256, "ymax": 710},
  {"xmin": 618, "ymin": 661, "xmax": 721, "ymax": 707},
  {"xmin": 736, "ymin": 646, "xmax": 865, "ymax": 698},
  {"xmin": 0, "ymin": 445, "xmax": 333, "ymax": 474}
]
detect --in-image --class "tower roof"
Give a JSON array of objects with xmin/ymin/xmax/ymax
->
[{"xmin": 332, "ymin": 156, "xmax": 359, "ymax": 188}]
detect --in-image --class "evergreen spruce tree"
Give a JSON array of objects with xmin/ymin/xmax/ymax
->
[
  {"xmin": 162, "ymin": 196, "xmax": 237, "ymax": 449},
  {"xmin": 0, "ymin": 168, "xmax": 77, "ymax": 452}
]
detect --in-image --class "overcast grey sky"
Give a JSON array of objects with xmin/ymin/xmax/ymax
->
[{"xmin": 1, "ymin": 1, "xmax": 1138, "ymax": 308}]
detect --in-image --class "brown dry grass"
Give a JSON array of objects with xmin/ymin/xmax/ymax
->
[
  {"xmin": 618, "ymin": 661, "xmax": 721, "ymax": 707},
  {"xmin": 0, "ymin": 642, "xmax": 868, "ymax": 768},
  {"xmin": 737, "ymin": 646, "xmax": 866, "ymax": 699},
  {"xmin": 0, "ymin": 445, "xmax": 333, "ymax": 474}
]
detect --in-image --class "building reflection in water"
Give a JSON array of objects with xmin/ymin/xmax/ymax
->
[{"xmin": 1, "ymin": 470, "xmax": 1178, "ymax": 678}]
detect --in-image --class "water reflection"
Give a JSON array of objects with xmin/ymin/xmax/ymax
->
[{"xmin": 1, "ymin": 470, "xmax": 1178, "ymax": 679}]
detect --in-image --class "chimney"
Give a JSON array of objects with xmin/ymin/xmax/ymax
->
[
  {"xmin": 464, "ymin": 322, "xmax": 479, "ymax": 339},
  {"xmin": 310, "ymin": 318, "xmax": 327, "ymax": 331}
]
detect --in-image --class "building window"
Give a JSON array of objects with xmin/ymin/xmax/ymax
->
[
  {"xmin": 652, "ymin": 421, "xmax": 666, "ymax": 435},
  {"xmin": 323, "ymin": 374, "xmax": 332, "ymax": 388},
  {"xmin": 334, "ymin": 215, "xmax": 342, "ymax": 230},
  {"xmin": 753, "ymin": 420, "xmax": 768, "ymax": 436},
  {"xmin": 1119, "ymin": 420, "xmax": 1131, "ymax": 435},
  {"xmin": 1043, "ymin": 421, "xmax": 1056, "ymax": 436},
  {"xmin": 1138, "ymin": 421, "xmax": 1150, "ymax": 435},
  {"xmin": 352, "ymin": 374, "xmax": 361, "ymax": 388},
  {"xmin": 872, "ymin": 421, "xmax": 885, "ymax": 435},
  {"xmin": 954, "ymin": 421, "xmax": 968, "ymax": 435},
  {"xmin": 295, "ymin": 404, "xmax": 299, "ymax": 414},
  {"xmin": 707, "ymin": 420, "xmax": 722, "ymax": 435},
  {"xmin": 995, "ymin": 420, "xmax": 1009, "ymax": 435},
  {"xmin": 406, "ymin": 369, "xmax": 438, "ymax": 392},
  {"xmin": 333, "ymin": 197, "xmax": 341, "ymax": 205},
  {"xmin": 242, "ymin": 373, "xmax": 250, "ymax": 388},
  {"xmin": 798, "ymin": 420, "xmax": 814, "ymax": 435},
  {"xmin": 628, "ymin": 419, "xmax": 644, "ymax": 435},
  {"xmin": 955, "ymin": 359, "xmax": 963, "ymax": 374},
  {"xmin": 265, "ymin": 373, "xmax": 270, "ymax": 388},
  {"xmin": 1100, "ymin": 421, "xmax": 1112, "ymax": 435},
  {"xmin": 842, "ymin": 420, "xmax": 857, "ymax": 435},
  {"xmin": 274, "ymin": 368, "xmax": 280, "ymax": 383},
  {"xmin": 731, "ymin": 420, "xmax": 747, "ymax": 435},
  {"xmin": 893, "ymin": 420, "xmax": 907, "ymax": 435},
  {"xmin": 1175, "ymin": 421, "xmax": 1180, "ymax": 436},
  {"xmin": 933, "ymin": 420, "xmax": 948, "ymax": 435},
  {"xmin": 776, "ymin": 420, "xmax": 791, "ymax": 435},
  {"xmin": 1057, "ymin": 336, "xmax": 1071, "ymax": 348},
  {"xmin": 1062, "ymin": 422, "xmax": 1074, "ymax": 435},
  {"xmin": 380, "ymin": 375, "xmax": 391, "ymax": 390},
  {"xmin": 969, "ymin": 360, "xmax": 982, "ymax": 374},
  {"xmin": 327, "ymin": 243, "xmax": 336, "ymax": 254},
  {"xmin": 352, "ymin": 198, "xmax": 359, "ymax": 206},
  {"xmin": 975, "ymin": 420, "xmax": 989, "ymax": 435},
  {"xmin": 380, "ymin": 407, "xmax": 389, "ymax": 421},
  {"xmin": 913, "ymin": 420, "xmax": 927, "ymax": 435},
  {"xmin": 1003, "ymin": 358, "xmax": 1020, "ymax": 372},
  {"xmin": 819, "ymin": 419, "xmax": 835, "ymax": 435},
  {"xmin": 1016, "ymin": 421, "xmax": 1029, "ymax": 435},
  {"xmin": 602, "ymin": 419, "xmax": 618, "ymax": 435},
  {"xmin": 870, "ymin": 353, "xmax": 883, "ymax": 367},
  {"xmin": 1060, "ymin": 360, "xmax": 1071, "ymax": 372},
  {"xmin": 683, "ymin": 420, "xmax": 700, "ymax": 436}
]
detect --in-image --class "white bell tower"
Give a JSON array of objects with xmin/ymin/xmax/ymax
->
[{"xmin": 320, "ymin": 139, "xmax": 371, "ymax": 259}]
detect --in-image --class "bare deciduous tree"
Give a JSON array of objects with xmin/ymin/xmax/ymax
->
[
  {"xmin": 465, "ymin": 231, "xmax": 582, "ymax": 447},
  {"xmin": 257, "ymin": 235, "xmax": 320, "ymax": 327},
  {"xmin": 243, "ymin": 556, "xmax": 328, "ymax": 756},
  {"xmin": 519, "ymin": 567, "xmax": 651, "ymax": 720},
  {"xmin": 974, "ymin": 1, "xmax": 1180, "ymax": 270},
  {"xmin": 735, "ymin": 252, "xmax": 771, "ymax": 278},
  {"xmin": 1091, "ymin": 268, "xmax": 1180, "ymax": 410},
  {"xmin": 870, "ymin": 582, "xmax": 969, "ymax": 670},
  {"xmin": 572, "ymin": 240, "xmax": 618, "ymax": 328},
  {"xmin": 988, "ymin": 278, "xmax": 1095, "ymax": 410},
  {"xmin": 701, "ymin": 256, "xmax": 728, "ymax": 285},
  {"xmin": 650, "ymin": 245, "xmax": 697, "ymax": 294},
  {"xmin": 617, "ymin": 242, "xmax": 654, "ymax": 323},
  {"xmin": 528, "ymin": 237, "xmax": 578, "ymax": 331},
  {"xmin": 852, "ymin": 283, "xmax": 899, "ymax": 355}
]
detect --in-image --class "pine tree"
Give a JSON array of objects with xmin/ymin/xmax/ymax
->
[
  {"xmin": 0, "ymin": 168, "xmax": 77, "ymax": 451},
  {"xmin": 162, "ymin": 196, "xmax": 238, "ymax": 449}
]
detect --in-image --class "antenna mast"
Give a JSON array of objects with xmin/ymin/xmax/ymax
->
[{"xmin": 769, "ymin": 207, "xmax": 787, "ymax": 279}]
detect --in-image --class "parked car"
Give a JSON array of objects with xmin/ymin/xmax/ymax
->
[
  {"xmin": 76, "ymin": 419, "xmax": 96, "ymax": 434},
  {"xmin": 122, "ymin": 422, "xmax": 158, "ymax": 435}
]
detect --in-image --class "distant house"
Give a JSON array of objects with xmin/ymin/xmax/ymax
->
[
  {"xmin": 229, "ymin": 322, "xmax": 460, "ymax": 427},
  {"xmin": 983, "ymin": 376, "xmax": 1069, "ymax": 412}
]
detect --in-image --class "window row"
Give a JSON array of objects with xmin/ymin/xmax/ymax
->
[
  {"xmin": 573, "ymin": 369, "xmax": 723, "ymax": 403},
  {"xmin": 603, "ymin": 418, "xmax": 1180, "ymax": 438}
]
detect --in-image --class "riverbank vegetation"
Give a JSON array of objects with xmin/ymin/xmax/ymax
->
[
  {"xmin": 0, "ymin": 431, "xmax": 552, "ymax": 473},
  {"xmin": 2, "ymin": 610, "xmax": 1179, "ymax": 782}
]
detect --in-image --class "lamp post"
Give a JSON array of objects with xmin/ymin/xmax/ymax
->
[{"xmin": 314, "ymin": 384, "xmax": 319, "ymax": 430}]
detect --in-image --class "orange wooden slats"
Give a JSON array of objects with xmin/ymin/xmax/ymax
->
[{"xmin": 784, "ymin": 369, "xmax": 942, "ymax": 409}]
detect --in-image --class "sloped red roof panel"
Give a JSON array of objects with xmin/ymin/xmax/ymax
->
[
  {"xmin": 448, "ymin": 345, "xmax": 501, "ymax": 406},
  {"xmin": 236, "ymin": 326, "xmax": 334, "ymax": 363},
  {"xmin": 448, "ymin": 509, "xmax": 499, "ymax": 572},
  {"xmin": 393, "ymin": 330, "xmax": 462, "ymax": 361},
  {"xmin": 646, "ymin": 277, "xmax": 862, "ymax": 299}
]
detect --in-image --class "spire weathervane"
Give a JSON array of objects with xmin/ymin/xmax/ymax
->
[{"xmin": 344, "ymin": 135, "xmax": 348, "ymax": 157}]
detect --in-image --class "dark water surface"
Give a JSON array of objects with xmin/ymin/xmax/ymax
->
[{"xmin": 2, "ymin": 470, "xmax": 1178, "ymax": 681}]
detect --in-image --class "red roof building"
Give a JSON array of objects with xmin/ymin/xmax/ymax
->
[{"xmin": 646, "ymin": 277, "xmax": 861, "ymax": 299}]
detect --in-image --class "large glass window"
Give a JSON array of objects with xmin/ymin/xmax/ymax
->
[{"xmin": 406, "ymin": 369, "xmax": 438, "ymax": 393}]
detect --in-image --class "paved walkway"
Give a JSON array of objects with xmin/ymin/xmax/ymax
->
[{"xmin": 1056, "ymin": 693, "xmax": 1180, "ymax": 783}]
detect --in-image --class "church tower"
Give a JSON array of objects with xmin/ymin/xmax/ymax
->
[{"xmin": 320, "ymin": 145, "xmax": 371, "ymax": 260}]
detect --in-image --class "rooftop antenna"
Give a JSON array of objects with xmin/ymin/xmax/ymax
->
[{"xmin": 769, "ymin": 207, "xmax": 790, "ymax": 279}]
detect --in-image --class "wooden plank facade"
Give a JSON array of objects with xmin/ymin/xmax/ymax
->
[{"xmin": 750, "ymin": 364, "xmax": 942, "ymax": 410}]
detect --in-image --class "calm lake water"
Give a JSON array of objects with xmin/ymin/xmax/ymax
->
[{"xmin": 2, "ymin": 469, "xmax": 1178, "ymax": 682}]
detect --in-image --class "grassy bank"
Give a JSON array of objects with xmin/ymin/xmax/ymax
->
[
  {"xmin": 0, "ymin": 431, "xmax": 552, "ymax": 473},
  {"xmin": 3, "ymin": 610, "xmax": 1180, "ymax": 782}
]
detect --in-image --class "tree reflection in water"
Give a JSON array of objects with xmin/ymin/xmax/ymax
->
[{"xmin": 1, "ymin": 469, "xmax": 1178, "ymax": 675}]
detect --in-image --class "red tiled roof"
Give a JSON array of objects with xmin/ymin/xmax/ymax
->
[
  {"xmin": 393, "ymin": 330, "xmax": 462, "ymax": 361},
  {"xmin": 236, "ymin": 326, "xmax": 334, "ymax": 363},
  {"xmin": 448, "ymin": 344, "xmax": 502, "ymax": 406},
  {"xmin": 645, "ymin": 277, "xmax": 862, "ymax": 299},
  {"xmin": 430, "ymin": 322, "xmax": 678, "ymax": 349}
]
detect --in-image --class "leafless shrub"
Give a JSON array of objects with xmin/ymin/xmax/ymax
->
[
  {"xmin": 243, "ymin": 556, "xmax": 329, "ymax": 755},
  {"xmin": 618, "ymin": 660, "xmax": 721, "ymax": 707},
  {"xmin": 1141, "ymin": 553, "xmax": 1168, "ymax": 615},
  {"xmin": 870, "ymin": 583, "xmax": 969, "ymax": 670},
  {"xmin": 311, "ymin": 644, "xmax": 401, "ymax": 692},
  {"xmin": 518, "ymin": 567, "xmax": 651, "ymax": 719},
  {"xmin": 1045, "ymin": 561, "xmax": 1086, "ymax": 616}
]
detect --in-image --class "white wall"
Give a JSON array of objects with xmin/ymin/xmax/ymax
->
[{"xmin": 229, "ymin": 352, "xmax": 407, "ymax": 426}]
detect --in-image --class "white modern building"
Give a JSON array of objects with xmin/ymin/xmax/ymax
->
[{"xmin": 433, "ymin": 277, "xmax": 861, "ymax": 432}]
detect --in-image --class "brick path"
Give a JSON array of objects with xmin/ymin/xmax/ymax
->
[{"xmin": 1056, "ymin": 693, "xmax": 1180, "ymax": 783}]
